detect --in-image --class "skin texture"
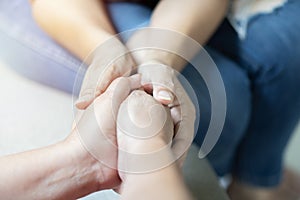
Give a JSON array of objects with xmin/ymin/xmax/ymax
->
[
  {"xmin": 0, "ymin": 76, "xmax": 196, "ymax": 199},
  {"xmin": 30, "ymin": 0, "xmax": 229, "ymax": 109},
  {"xmin": 0, "ymin": 76, "xmax": 141, "ymax": 200},
  {"xmin": 117, "ymin": 90, "xmax": 195, "ymax": 200},
  {"xmin": 75, "ymin": 38, "xmax": 135, "ymax": 110},
  {"xmin": 31, "ymin": 0, "xmax": 116, "ymax": 61},
  {"xmin": 28, "ymin": 1, "xmax": 300, "ymax": 199},
  {"xmin": 0, "ymin": 137, "xmax": 102, "ymax": 200}
]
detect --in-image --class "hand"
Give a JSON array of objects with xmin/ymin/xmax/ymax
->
[
  {"xmin": 126, "ymin": 28, "xmax": 191, "ymax": 106},
  {"xmin": 138, "ymin": 63, "xmax": 196, "ymax": 165},
  {"xmin": 169, "ymin": 76, "xmax": 196, "ymax": 167},
  {"xmin": 116, "ymin": 90, "xmax": 174, "ymax": 184},
  {"xmin": 75, "ymin": 38, "xmax": 135, "ymax": 110},
  {"xmin": 117, "ymin": 76, "xmax": 196, "ymax": 179},
  {"xmin": 117, "ymin": 90, "xmax": 174, "ymax": 154},
  {"xmin": 69, "ymin": 75, "xmax": 141, "ymax": 189},
  {"xmin": 138, "ymin": 61, "xmax": 176, "ymax": 105},
  {"xmin": 116, "ymin": 91, "xmax": 195, "ymax": 200}
]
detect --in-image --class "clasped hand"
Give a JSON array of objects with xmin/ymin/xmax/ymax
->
[{"xmin": 70, "ymin": 66, "xmax": 195, "ymax": 191}]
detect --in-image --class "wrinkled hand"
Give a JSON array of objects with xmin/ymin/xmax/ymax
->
[
  {"xmin": 76, "ymin": 38, "xmax": 135, "ymax": 110},
  {"xmin": 70, "ymin": 75, "xmax": 141, "ymax": 189}
]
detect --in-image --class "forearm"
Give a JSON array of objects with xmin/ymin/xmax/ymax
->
[
  {"xmin": 31, "ymin": 0, "xmax": 116, "ymax": 60},
  {"xmin": 117, "ymin": 90, "xmax": 194, "ymax": 199},
  {"xmin": 119, "ymin": 139, "xmax": 193, "ymax": 200},
  {"xmin": 0, "ymin": 136, "xmax": 102, "ymax": 200},
  {"xmin": 121, "ymin": 157, "xmax": 193, "ymax": 200},
  {"xmin": 151, "ymin": 0, "xmax": 229, "ymax": 44},
  {"xmin": 130, "ymin": 0, "xmax": 229, "ymax": 71}
]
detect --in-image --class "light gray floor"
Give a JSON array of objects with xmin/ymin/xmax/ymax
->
[
  {"xmin": 0, "ymin": 62, "xmax": 299, "ymax": 199},
  {"xmin": 285, "ymin": 123, "xmax": 300, "ymax": 173}
]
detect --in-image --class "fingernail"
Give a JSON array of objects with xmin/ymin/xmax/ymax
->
[
  {"xmin": 158, "ymin": 90, "xmax": 173, "ymax": 101},
  {"xmin": 75, "ymin": 94, "xmax": 91, "ymax": 107}
]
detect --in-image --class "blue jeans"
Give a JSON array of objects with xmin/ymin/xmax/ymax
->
[{"xmin": 1, "ymin": 0, "xmax": 300, "ymax": 187}]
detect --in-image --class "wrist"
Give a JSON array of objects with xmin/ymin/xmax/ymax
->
[
  {"xmin": 118, "ymin": 137, "xmax": 175, "ymax": 182},
  {"xmin": 131, "ymin": 49, "xmax": 185, "ymax": 71},
  {"xmin": 127, "ymin": 30, "xmax": 187, "ymax": 71},
  {"xmin": 125, "ymin": 138, "xmax": 171, "ymax": 154},
  {"xmin": 62, "ymin": 133, "xmax": 105, "ymax": 192}
]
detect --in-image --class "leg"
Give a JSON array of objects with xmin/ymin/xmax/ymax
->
[
  {"xmin": 183, "ymin": 47, "xmax": 252, "ymax": 176},
  {"xmin": 210, "ymin": 0, "xmax": 300, "ymax": 189},
  {"xmin": 0, "ymin": 0, "xmax": 151, "ymax": 94}
]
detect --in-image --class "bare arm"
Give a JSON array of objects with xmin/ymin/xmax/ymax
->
[
  {"xmin": 130, "ymin": 0, "xmax": 230, "ymax": 71},
  {"xmin": 121, "ymin": 161, "xmax": 194, "ymax": 200},
  {"xmin": 0, "ymin": 76, "xmax": 141, "ymax": 199},
  {"xmin": 0, "ymin": 136, "xmax": 103, "ymax": 200},
  {"xmin": 117, "ymin": 89, "xmax": 196, "ymax": 200},
  {"xmin": 151, "ymin": 0, "xmax": 229, "ymax": 45},
  {"xmin": 31, "ymin": 0, "xmax": 116, "ymax": 60}
]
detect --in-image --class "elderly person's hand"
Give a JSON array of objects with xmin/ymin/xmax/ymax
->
[
  {"xmin": 70, "ymin": 75, "xmax": 141, "ymax": 189},
  {"xmin": 0, "ymin": 75, "xmax": 141, "ymax": 200}
]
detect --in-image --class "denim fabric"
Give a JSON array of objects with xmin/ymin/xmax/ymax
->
[{"xmin": 0, "ymin": 0, "xmax": 300, "ymax": 187}]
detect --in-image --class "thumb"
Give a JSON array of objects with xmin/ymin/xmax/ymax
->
[
  {"xmin": 153, "ymin": 86, "xmax": 174, "ymax": 105},
  {"xmin": 138, "ymin": 61, "xmax": 175, "ymax": 105}
]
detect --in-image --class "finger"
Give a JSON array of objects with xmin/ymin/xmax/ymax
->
[
  {"xmin": 170, "ymin": 78, "xmax": 196, "ymax": 161},
  {"xmin": 94, "ymin": 74, "xmax": 142, "ymax": 112},
  {"xmin": 71, "ymin": 109, "xmax": 85, "ymax": 130},
  {"xmin": 117, "ymin": 90, "xmax": 173, "ymax": 148},
  {"xmin": 74, "ymin": 76, "xmax": 141, "ymax": 169},
  {"xmin": 75, "ymin": 47, "xmax": 135, "ymax": 110},
  {"xmin": 153, "ymin": 85, "xmax": 174, "ymax": 105},
  {"xmin": 75, "ymin": 66, "xmax": 116, "ymax": 110},
  {"xmin": 105, "ymin": 74, "xmax": 141, "ymax": 96},
  {"xmin": 138, "ymin": 62, "xmax": 175, "ymax": 105},
  {"xmin": 117, "ymin": 90, "xmax": 175, "ymax": 174},
  {"xmin": 75, "ymin": 95, "xmax": 94, "ymax": 110},
  {"xmin": 76, "ymin": 64, "xmax": 136, "ymax": 110},
  {"xmin": 75, "ymin": 70, "xmax": 110, "ymax": 110},
  {"xmin": 170, "ymin": 105, "xmax": 181, "ymax": 127}
]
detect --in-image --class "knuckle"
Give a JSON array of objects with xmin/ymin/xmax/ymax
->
[
  {"xmin": 129, "ymin": 91, "xmax": 154, "ymax": 105},
  {"xmin": 113, "ymin": 77, "xmax": 129, "ymax": 87},
  {"xmin": 80, "ymin": 88, "xmax": 95, "ymax": 97},
  {"xmin": 130, "ymin": 90, "xmax": 147, "ymax": 98},
  {"xmin": 105, "ymin": 89, "xmax": 115, "ymax": 98}
]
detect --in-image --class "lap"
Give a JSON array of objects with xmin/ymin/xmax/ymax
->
[
  {"xmin": 0, "ymin": 1, "xmax": 151, "ymax": 93},
  {"xmin": 209, "ymin": 0, "xmax": 300, "ymax": 84}
]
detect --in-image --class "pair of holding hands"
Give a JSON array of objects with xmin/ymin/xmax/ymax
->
[{"xmin": 69, "ymin": 46, "xmax": 196, "ymax": 191}]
